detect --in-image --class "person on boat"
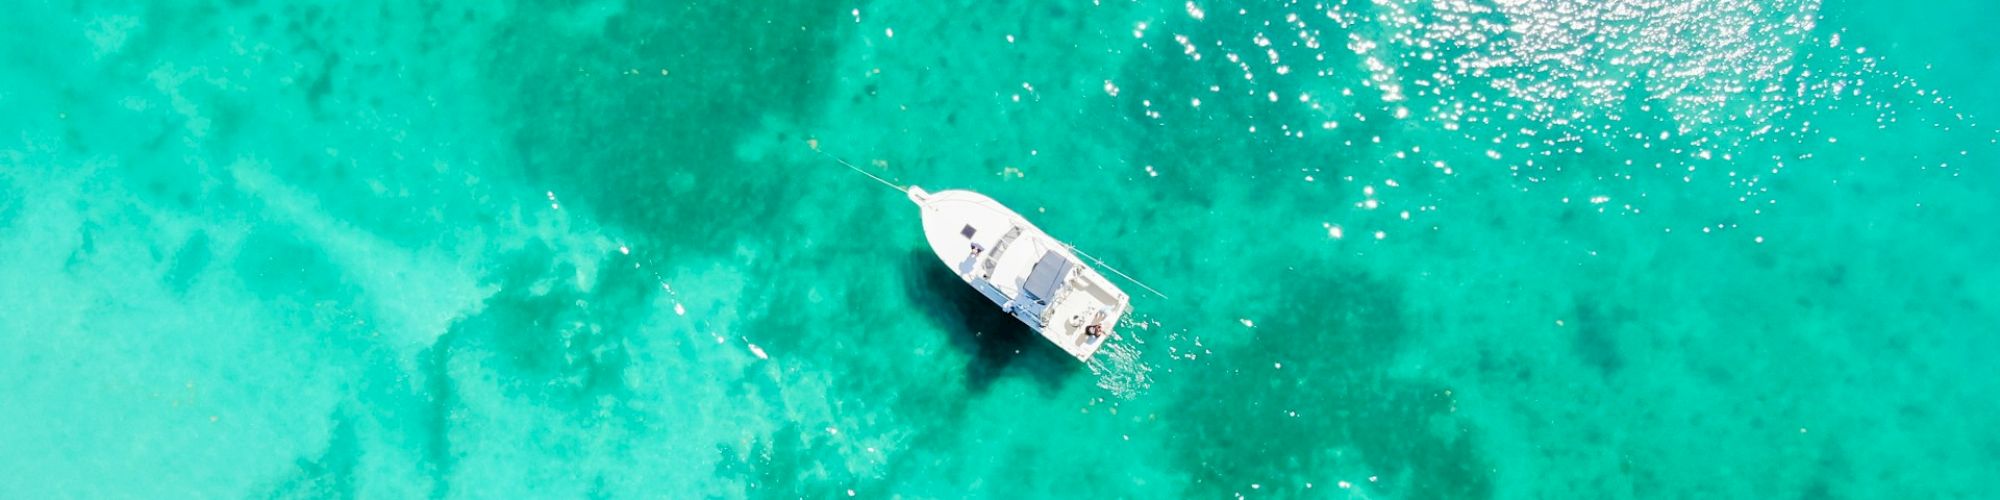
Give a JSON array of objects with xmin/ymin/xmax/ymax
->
[
  {"xmin": 1085, "ymin": 324, "xmax": 1102, "ymax": 339},
  {"xmin": 958, "ymin": 242, "xmax": 985, "ymax": 278}
]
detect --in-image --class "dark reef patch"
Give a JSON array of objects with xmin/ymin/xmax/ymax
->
[
  {"xmin": 417, "ymin": 326, "xmax": 462, "ymax": 499},
  {"xmin": 487, "ymin": 0, "xmax": 845, "ymax": 259},
  {"xmin": 408, "ymin": 241, "xmax": 661, "ymax": 495},
  {"xmin": 1164, "ymin": 261, "xmax": 1492, "ymax": 498},
  {"xmin": 1571, "ymin": 298, "xmax": 1628, "ymax": 379},
  {"xmin": 711, "ymin": 424, "xmax": 855, "ymax": 498},
  {"xmin": 0, "ymin": 172, "xmax": 16, "ymax": 230},
  {"xmin": 433, "ymin": 241, "xmax": 653, "ymax": 404},
  {"xmin": 163, "ymin": 230, "xmax": 212, "ymax": 295},
  {"xmin": 267, "ymin": 409, "xmax": 361, "ymax": 500}
]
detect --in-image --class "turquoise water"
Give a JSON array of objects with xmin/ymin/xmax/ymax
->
[{"xmin": 3, "ymin": 0, "xmax": 1997, "ymax": 497}]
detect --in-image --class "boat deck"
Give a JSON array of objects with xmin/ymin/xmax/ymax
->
[
  {"xmin": 1039, "ymin": 265, "xmax": 1127, "ymax": 360},
  {"xmin": 911, "ymin": 187, "xmax": 1132, "ymax": 362}
]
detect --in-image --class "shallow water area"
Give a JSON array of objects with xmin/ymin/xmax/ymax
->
[{"xmin": 2, "ymin": 0, "xmax": 1997, "ymax": 498}]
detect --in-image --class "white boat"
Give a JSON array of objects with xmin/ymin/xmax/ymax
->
[{"xmin": 907, "ymin": 186, "xmax": 1130, "ymax": 361}]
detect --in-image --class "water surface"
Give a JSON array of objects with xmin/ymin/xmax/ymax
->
[{"xmin": 2, "ymin": 0, "xmax": 1996, "ymax": 497}]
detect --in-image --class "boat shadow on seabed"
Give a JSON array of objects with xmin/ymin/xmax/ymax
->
[{"xmin": 902, "ymin": 250, "xmax": 1079, "ymax": 395}]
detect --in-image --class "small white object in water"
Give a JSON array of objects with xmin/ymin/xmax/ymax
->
[
  {"xmin": 749, "ymin": 343, "xmax": 768, "ymax": 359},
  {"xmin": 674, "ymin": 303, "xmax": 686, "ymax": 316},
  {"xmin": 619, "ymin": 246, "xmax": 630, "ymax": 255},
  {"xmin": 1239, "ymin": 318, "xmax": 1255, "ymax": 327}
]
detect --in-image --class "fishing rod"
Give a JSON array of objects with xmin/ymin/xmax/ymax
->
[{"xmin": 1067, "ymin": 244, "xmax": 1171, "ymax": 300}]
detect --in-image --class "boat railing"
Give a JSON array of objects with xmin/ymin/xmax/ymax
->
[{"xmin": 983, "ymin": 226, "xmax": 1024, "ymax": 277}]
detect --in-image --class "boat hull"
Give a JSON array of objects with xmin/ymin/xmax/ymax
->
[{"xmin": 907, "ymin": 187, "xmax": 1129, "ymax": 362}]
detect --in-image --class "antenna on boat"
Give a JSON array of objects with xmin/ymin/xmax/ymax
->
[
  {"xmin": 810, "ymin": 140, "xmax": 904, "ymax": 193},
  {"xmin": 1066, "ymin": 244, "xmax": 1171, "ymax": 300}
]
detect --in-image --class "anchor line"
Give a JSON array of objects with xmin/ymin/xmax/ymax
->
[
  {"xmin": 813, "ymin": 146, "xmax": 904, "ymax": 193},
  {"xmin": 1066, "ymin": 244, "xmax": 1172, "ymax": 300}
]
